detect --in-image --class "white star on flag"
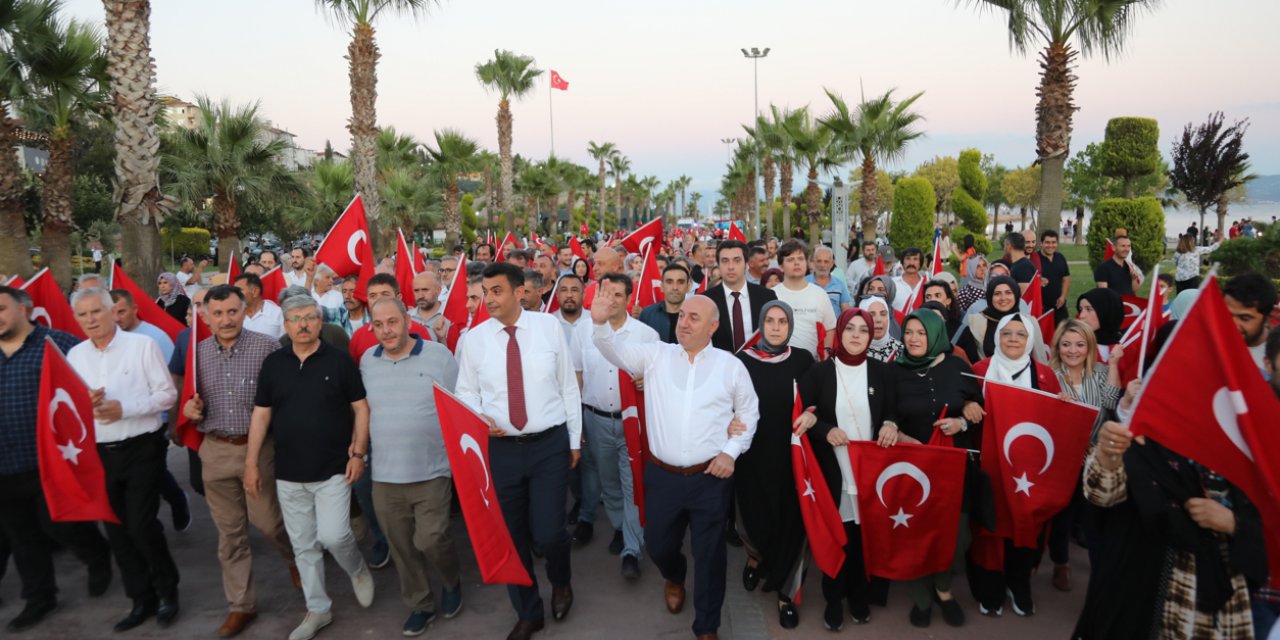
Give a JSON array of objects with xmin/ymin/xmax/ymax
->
[
  {"xmin": 802, "ymin": 479, "xmax": 816, "ymax": 501},
  {"xmin": 57, "ymin": 440, "xmax": 82, "ymax": 465},
  {"xmin": 890, "ymin": 507, "xmax": 913, "ymax": 528},
  {"xmin": 1013, "ymin": 472, "xmax": 1035, "ymax": 496}
]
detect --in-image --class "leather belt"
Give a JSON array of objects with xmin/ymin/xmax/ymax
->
[
  {"xmin": 583, "ymin": 404, "xmax": 622, "ymax": 420},
  {"xmin": 497, "ymin": 423, "xmax": 566, "ymax": 444},
  {"xmin": 98, "ymin": 428, "xmax": 164, "ymax": 449},
  {"xmin": 206, "ymin": 433, "xmax": 249, "ymax": 445},
  {"xmin": 650, "ymin": 456, "xmax": 713, "ymax": 476}
]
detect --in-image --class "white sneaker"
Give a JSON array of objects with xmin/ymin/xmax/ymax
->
[
  {"xmin": 352, "ymin": 565, "xmax": 375, "ymax": 608},
  {"xmin": 288, "ymin": 611, "xmax": 333, "ymax": 640}
]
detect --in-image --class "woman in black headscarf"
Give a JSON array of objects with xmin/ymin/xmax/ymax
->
[
  {"xmin": 955, "ymin": 275, "xmax": 1020, "ymax": 363},
  {"xmin": 797, "ymin": 307, "xmax": 900, "ymax": 631},
  {"xmin": 922, "ymin": 279, "xmax": 963, "ymax": 340},
  {"xmin": 735, "ymin": 300, "xmax": 815, "ymax": 628},
  {"xmin": 1076, "ymin": 288, "xmax": 1124, "ymax": 360}
]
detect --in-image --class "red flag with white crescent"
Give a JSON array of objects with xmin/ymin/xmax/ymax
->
[
  {"xmin": 110, "ymin": 263, "xmax": 185, "ymax": 341},
  {"xmin": 790, "ymin": 384, "xmax": 846, "ymax": 578},
  {"xmin": 434, "ymin": 384, "xmax": 532, "ymax": 586},
  {"xmin": 619, "ymin": 218, "xmax": 664, "ymax": 255},
  {"xmin": 1119, "ymin": 294, "xmax": 1147, "ymax": 331},
  {"xmin": 728, "ymin": 221, "xmax": 747, "ymax": 243},
  {"xmin": 20, "ymin": 268, "xmax": 86, "ymax": 339},
  {"xmin": 314, "ymin": 194, "xmax": 375, "ymax": 301},
  {"xmin": 550, "ymin": 70, "xmax": 569, "ymax": 91},
  {"xmin": 620, "ymin": 370, "xmax": 648, "ymax": 525}
]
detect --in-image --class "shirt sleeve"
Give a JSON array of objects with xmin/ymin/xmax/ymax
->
[
  {"xmin": 453, "ymin": 329, "xmax": 484, "ymax": 414},
  {"xmin": 342, "ymin": 352, "xmax": 367, "ymax": 402},
  {"xmin": 592, "ymin": 322, "xmax": 655, "ymax": 376},
  {"xmin": 119, "ymin": 338, "xmax": 179, "ymax": 420},
  {"xmin": 570, "ymin": 324, "xmax": 585, "ymax": 373},
  {"xmin": 168, "ymin": 330, "xmax": 187, "ymax": 375},
  {"xmin": 437, "ymin": 348, "xmax": 460, "ymax": 394},
  {"xmin": 254, "ymin": 356, "xmax": 274, "ymax": 408},
  {"xmin": 722, "ymin": 357, "xmax": 759, "ymax": 459},
  {"xmin": 553, "ymin": 322, "xmax": 583, "ymax": 450}
]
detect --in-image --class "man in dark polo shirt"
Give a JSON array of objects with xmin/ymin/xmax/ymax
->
[
  {"xmin": 996, "ymin": 232, "xmax": 1037, "ymax": 293},
  {"xmin": 245, "ymin": 294, "xmax": 373, "ymax": 640},
  {"xmin": 1038, "ymin": 230, "xmax": 1072, "ymax": 323},
  {"xmin": 1093, "ymin": 235, "xmax": 1141, "ymax": 296}
]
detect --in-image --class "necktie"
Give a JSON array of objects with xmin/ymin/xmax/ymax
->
[
  {"xmin": 504, "ymin": 326, "xmax": 527, "ymax": 430},
  {"xmin": 731, "ymin": 291, "xmax": 745, "ymax": 352}
]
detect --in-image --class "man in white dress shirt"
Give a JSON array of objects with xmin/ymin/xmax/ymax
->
[
  {"xmin": 454, "ymin": 262, "xmax": 582, "ymax": 640},
  {"xmin": 68, "ymin": 288, "xmax": 181, "ymax": 632},
  {"xmin": 284, "ymin": 246, "xmax": 310, "ymax": 289},
  {"xmin": 591, "ymin": 294, "xmax": 758, "ymax": 640},
  {"xmin": 571, "ymin": 273, "xmax": 658, "ymax": 579},
  {"xmin": 233, "ymin": 273, "xmax": 284, "ymax": 339}
]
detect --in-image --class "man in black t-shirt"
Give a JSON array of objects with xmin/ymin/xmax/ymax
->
[
  {"xmin": 245, "ymin": 294, "xmax": 374, "ymax": 639},
  {"xmin": 996, "ymin": 232, "xmax": 1037, "ymax": 293},
  {"xmin": 1038, "ymin": 230, "xmax": 1072, "ymax": 322},
  {"xmin": 1093, "ymin": 235, "xmax": 1141, "ymax": 296}
]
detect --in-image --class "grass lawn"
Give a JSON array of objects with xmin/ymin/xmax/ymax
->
[{"xmin": 975, "ymin": 241, "xmax": 1171, "ymax": 314}]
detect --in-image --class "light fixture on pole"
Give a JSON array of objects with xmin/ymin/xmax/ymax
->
[
  {"xmin": 741, "ymin": 46, "xmax": 769, "ymax": 239},
  {"xmin": 720, "ymin": 137, "xmax": 736, "ymax": 164}
]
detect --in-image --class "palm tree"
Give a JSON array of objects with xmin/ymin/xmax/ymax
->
[
  {"xmin": 316, "ymin": 0, "xmax": 434, "ymax": 252},
  {"xmin": 607, "ymin": 153, "xmax": 630, "ymax": 231},
  {"xmin": 782, "ymin": 107, "xmax": 837, "ymax": 243},
  {"xmin": 103, "ymin": 0, "xmax": 177, "ymax": 293},
  {"xmin": 303, "ymin": 158, "xmax": 354, "ymax": 230},
  {"xmin": 424, "ymin": 128, "xmax": 481, "ymax": 247},
  {"xmin": 640, "ymin": 175, "xmax": 661, "ymax": 222},
  {"xmin": 965, "ymin": 0, "xmax": 1158, "ymax": 234},
  {"xmin": 163, "ymin": 97, "xmax": 297, "ymax": 270},
  {"xmin": 689, "ymin": 192, "xmax": 703, "ymax": 218},
  {"xmin": 745, "ymin": 115, "xmax": 782, "ymax": 238},
  {"xmin": 674, "ymin": 175, "xmax": 692, "ymax": 224},
  {"xmin": 475, "ymin": 49, "xmax": 542, "ymax": 234},
  {"xmin": 587, "ymin": 140, "xmax": 617, "ymax": 227},
  {"xmin": 767, "ymin": 105, "xmax": 802, "ymax": 238},
  {"xmin": 821, "ymin": 88, "xmax": 924, "ymax": 242},
  {"xmin": 22, "ymin": 16, "xmax": 107, "ymax": 289}
]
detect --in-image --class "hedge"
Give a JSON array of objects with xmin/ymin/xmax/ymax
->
[
  {"xmin": 953, "ymin": 148, "xmax": 989, "ymax": 232},
  {"xmin": 889, "ymin": 177, "xmax": 936, "ymax": 256},
  {"xmin": 1102, "ymin": 117, "xmax": 1160, "ymax": 195},
  {"xmin": 160, "ymin": 227, "xmax": 212, "ymax": 259},
  {"xmin": 1210, "ymin": 222, "xmax": 1280, "ymax": 279},
  {"xmin": 1086, "ymin": 196, "xmax": 1165, "ymax": 272}
]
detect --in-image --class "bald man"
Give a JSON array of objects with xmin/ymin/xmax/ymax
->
[
  {"xmin": 408, "ymin": 271, "xmax": 449, "ymax": 343},
  {"xmin": 583, "ymin": 248, "xmax": 623, "ymax": 310},
  {"xmin": 1022, "ymin": 229, "xmax": 1042, "ymax": 271}
]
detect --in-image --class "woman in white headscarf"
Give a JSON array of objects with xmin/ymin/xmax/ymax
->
[{"xmin": 857, "ymin": 296, "xmax": 901, "ymax": 363}]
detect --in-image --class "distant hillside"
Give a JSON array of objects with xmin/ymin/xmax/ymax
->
[{"xmin": 1247, "ymin": 175, "xmax": 1280, "ymax": 202}]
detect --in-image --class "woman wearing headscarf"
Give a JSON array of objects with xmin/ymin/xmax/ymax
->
[
  {"xmin": 156, "ymin": 272, "xmax": 190, "ymax": 326},
  {"xmin": 957, "ymin": 255, "xmax": 988, "ymax": 313},
  {"xmin": 857, "ymin": 296, "xmax": 901, "ymax": 363},
  {"xmin": 796, "ymin": 308, "xmax": 900, "ymax": 631},
  {"xmin": 1076, "ymin": 288, "xmax": 1124, "ymax": 360},
  {"xmin": 967, "ymin": 314, "xmax": 1061, "ymax": 617},
  {"xmin": 1168, "ymin": 289, "xmax": 1199, "ymax": 321},
  {"xmin": 734, "ymin": 301, "xmax": 815, "ymax": 628},
  {"xmin": 857, "ymin": 275, "xmax": 898, "ymax": 308},
  {"xmin": 893, "ymin": 310, "xmax": 984, "ymax": 628},
  {"xmin": 955, "ymin": 275, "xmax": 1020, "ymax": 363},
  {"xmin": 922, "ymin": 279, "xmax": 963, "ymax": 340}
]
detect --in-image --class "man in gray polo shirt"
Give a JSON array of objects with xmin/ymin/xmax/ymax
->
[{"xmin": 359, "ymin": 297, "xmax": 463, "ymax": 637}]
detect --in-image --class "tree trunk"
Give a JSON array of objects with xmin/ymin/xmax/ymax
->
[
  {"xmin": 41, "ymin": 137, "xmax": 76, "ymax": 291},
  {"xmin": 498, "ymin": 99, "xmax": 515, "ymax": 234},
  {"xmin": 1034, "ymin": 41, "xmax": 1078, "ymax": 238},
  {"xmin": 1075, "ymin": 207, "xmax": 1085, "ymax": 245},
  {"xmin": 614, "ymin": 177, "xmax": 623, "ymax": 232},
  {"xmin": 212, "ymin": 190, "xmax": 241, "ymax": 271},
  {"xmin": 597, "ymin": 160, "xmax": 606, "ymax": 230},
  {"xmin": 348, "ymin": 22, "xmax": 381, "ymax": 253},
  {"xmin": 1122, "ymin": 177, "xmax": 1134, "ymax": 199},
  {"xmin": 806, "ymin": 167, "xmax": 822, "ymax": 244},
  {"xmin": 103, "ymin": 0, "xmax": 171, "ymax": 297},
  {"xmin": 1216, "ymin": 194, "xmax": 1228, "ymax": 240},
  {"xmin": 762, "ymin": 157, "xmax": 776, "ymax": 239},
  {"xmin": 0, "ymin": 103, "xmax": 32, "ymax": 278},
  {"xmin": 444, "ymin": 180, "xmax": 460, "ymax": 248},
  {"xmin": 858, "ymin": 156, "xmax": 879, "ymax": 241},
  {"xmin": 779, "ymin": 160, "xmax": 793, "ymax": 238},
  {"xmin": 1019, "ymin": 207, "xmax": 1027, "ymax": 232}
]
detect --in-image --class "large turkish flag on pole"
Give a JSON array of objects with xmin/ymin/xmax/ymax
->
[
  {"xmin": 629, "ymin": 245, "xmax": 662, "ymax": 311},
  {"xmin": 929, "ymin": 231, "xmax": 945, "ymax": 277},
  {"xmin": 315, "ymin": 194, "xmax": 375, "ymax": 301},
  {"xmin": 395, "ymin": 229, "xmax": 417, "ymax": 309},
  {"xmin": 110, "ymin": 263, "xmax": 185, "ymax": 341},
  {"xmin": 619, "ymin": 371, "xmax": 648, "ymax": 526},
  {"xmin": 980, "ymin": 381, "xmax": 1099, "ymax": 547},
  {"xmin": 36, "ymin": 339, "xmax": 120, "ymax": 523},
  {"xmin": 790, "ymin": 385, "xmax": 846, "ymax": 578},
  {"xmin": 619, "ymin": 218, "xmax": 663, "ymax": 255},
  {"xmin": 434, "ymin": 384, "xmax": 533, "ymax": 586},
  {"xmin": 441, "ymin": 255, "xmax": 470, "ymax": 352},
  {"xmin": 20, "ymin": 268, "xmax": 86, "ymax": 339},
  {"xmin": 849, "ymin": 442, "xmax": 966, "ymax": 580},
  {"xmin": 1129, "ymin": 277, "xmax": 1280, "ymax": 588},
  {"xmin": 174, "ymin": 307, "xmax": 212, "ymax": 452}
]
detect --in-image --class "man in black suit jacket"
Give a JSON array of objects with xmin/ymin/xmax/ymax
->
[{"xmin": 705, "ymin": 240, "xmax": 776, "ymax": 352}]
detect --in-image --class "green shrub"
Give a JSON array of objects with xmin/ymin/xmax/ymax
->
[
  {"xmin": 1086, "ymin": 196, "xmax": 1165, "ymax": 272},
  {"xmin": 461, "ymin": 193, "xmax": 478, "ymax": 244},
  {"xmin": 954, "ymin": 149, "xmax": 989, "ymax": 232},
  {"xmin": 953, "ymin": 226, "xmax": 993, "ymax": 257},
  {"xmin": 889, "ymin": 177, "xmax": 936, "ymax": 255},
  {"xmin": 1102, "ymin": 117, "xmax": 1160, "ymax": 197},
  {"xmin": 160, "ymin": 227, "xmax": 212, "ymax": 259},
  {"xmin": 1210, "ymin": 223, "xmax": 1280, "ymax": 279}
]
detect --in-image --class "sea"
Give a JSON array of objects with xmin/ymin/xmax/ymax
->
[{"xmin": 1055, "ymin": 202, "xmax": 1280, "ymax": 241}]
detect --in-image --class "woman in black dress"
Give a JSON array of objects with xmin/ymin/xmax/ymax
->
[
  {"xmin": 156, "ymin": 271, "xmax": 190, "ymax": 326},
  {"xmin": 797, "ymin": 307, "xmax": 901, "ymax": 631},
  {"xmin": 734, "ymin": 300, "xmax": 815, "ymax": 628},
  {"xmin": 893, "ymin": 310, "xmax": 985, "ymax": 629}
]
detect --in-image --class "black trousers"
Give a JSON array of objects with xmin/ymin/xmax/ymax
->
[
  {"xmin": 967, "ymin": 539, "xmax": 1039, "ymax": 609},
  {"xmin": 644, "ymin": 462, "xmax": 733, "ymax": 637},
  {"xmin": 98, "ymin": 430, "xmax": 180, "ymax": 602},
  {"xmin": 822, "ymin": 520, "xmax": 869, "ymax": 609},
  {"xmin": 0, "ymin": 470, "xmax": 110, "ymax": 602},
  {"xmin": 490, "ymin": 424, "xmax": 572, "ymax": 622}
]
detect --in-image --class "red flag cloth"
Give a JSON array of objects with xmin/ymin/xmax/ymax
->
[
  {"xmin": 349, "ymin": 319, "xmax": 432, "ymax": 362},
  {"xmin": 568, "ymin": 237, "xmax": 593, "ymax": 280},
  {"xmin": 735, "ymin": 330, "xmax": 761, "ymax": 354},
  {"xmin": 728, "ymin": 221, "xmax": 747, "ymax": 243},
  {"xmin": 110, "ymin": 263, "xmax": 184, "ymax": 342},
  {"xmin": 1038, "ymin": 310, "xmax": 1058, "ymax": 350},
  {"xmin": 411, "ymin": 241, "xmax": 427, "ymax": 273},
  {"xmin": 1022, "ymin": 270, "xmax": 1044, "ymax": 318},
  {"xmin": 542, "ymin": 277, "xmax": 562, "ymax": 315},
  {"xmin": 849, "ymin": 442, "xmax": 967, "ymax": 580},
  {"xmin": 433, "ymin": 385, "xmax": 532, "ymax": 586},
  {"xmin": 495, "ymin": 232, "xmax": 519, "ymax": 262},
  {"xmin": 696, "ymin": 276, "xmax": 707, "ymax": 294},
  {"xmin": 619, "ymin": 218, "xmax": 664, "ymax": 255},
  {"xmin": 929, "ymin": 233, "xmax": 945, "ymax": 277},
  {"xmin": 314, "ymin": 194, "xmax": 375, "ymax": 301},
  {"xmin": 619, "ymin": 371, "xmax": 648, "ymax": 525},
  {"xmin": 550, "ymin": 70, "xmax": 569, "ymax": 91},
  {"xmin": 36, "ymin": 338, "xmax": 120, "ymax": 523},
  {"xmin": 980, "ymin": 381, "xmax": 1098, "ymax": 547},
  {"xmin": 227, "ymin": 258, "xmax": 241, "ymax": 284},
  {"xmin": 790, "ymin": 387, "xmax": 846, "ymax": 578},
  {"xmin": 469, "ymin": 298, "xmax": 490, "ymax": 329},
  {"xmin": 174, "ymin": 309, "xmax": 212, "ymax": 452},
  {"xmin": 1119, "ymin": 294, "xmax": 1147, "ymax": 331},
  {"xmin": 20, "ymin": 268, "xmax": 86, "ymax": 339},
  {"xmin": 1129, "ymin": 278, "xmax": 1280, "ymax": 588},
  {"xmin": 395, "ymin": 229, "xmax": 417, "ymax": 309},
  {"xmin": 815, "ymin": 322, "xmax": 828, "ymax": 361},
  {"xmin": 441, "ymin": 255, "xmax": 470, "ymax": 352},
  {"xmin": 7, "ymin": 275, "xmax": 24, "ymax": 287},
  {"xmin": 629, "ymin": 246, "xmax": 662, "ymax": 311},
  {"xmin": 1103, "ymin": 239, "xmax": 1115, "ymax": 262},
  {"xmin": 579, "ymin": 222, "xmax": 589, "ymax": 236},
  {"xmin": 259, "ymin": 266, "xmax": 286, "ymax": 306},
  {"xmin": 872, "ymin": 255, "xmax": 885, "ymax": 277}
]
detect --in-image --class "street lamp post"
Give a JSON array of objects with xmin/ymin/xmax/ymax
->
[
  {"xmin": 741, "ymin": 46, "xmax": 769, "ymax": 240},
  {"xmin": 720, "ymin": 137, "xmax": 735, "ymax": 164}
]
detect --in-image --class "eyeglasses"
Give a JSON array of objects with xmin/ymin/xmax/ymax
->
[{"xmin": 285, "ymin": 314, "xmax": 321, "ymax": 324}]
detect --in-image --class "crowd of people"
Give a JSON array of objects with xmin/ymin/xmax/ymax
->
[{"xmin": 0, "ymin": 222, "xmax": 1278, "ymax": 640}]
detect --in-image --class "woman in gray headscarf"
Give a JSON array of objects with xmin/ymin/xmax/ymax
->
[
  {"xmin": 735, "ymin": 300, "xmax": 815, "ymax": 628},
  {"xmin": 956, "ymin": 255, "xmax": 988, "ymax": 314},
  {"xmin": 155, "ymin": 271, "xmax": 190, "ymax": 326},
  {"xmin": 858, "ymin": 276, "xmax": 902, "ymax": 339}
]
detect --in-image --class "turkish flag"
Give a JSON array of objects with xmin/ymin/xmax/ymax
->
[
  {"xmin": 6, "ymin": 275, "xmax": 24, "ymax": 287},
  {"xmin": 929, "ymin": 233, "xmax": 945, "ymax": 277},
  {"xmin": 495, "ymin": 232, "xmax": 519, "ymax": 262},
  {"xmin": 442, "ymin": 256, "xmax": 470, "ymax": 352},
  {"xmin": 579, "ymin": 222, "xmax": 589, "ymax": 236},
  {"xmin": 849, "ymin": 442, "xmax": 966, "ymax": 580},
  {"xmin": 258, "ymin": 266, "xmax": 287, "ymax": 307},
  {"xmin": 1116, "ymin": 277, "xmax": 1170, "ymax": 385},
  {"xmin": 619, "ymin": 218, "xmax": 663, "ymax": 255},
  {"xmin": 226, "ymin": 258, "xmax": 241, "ymax": 284},
  {"xmin": 1129, "ymin": 277, "xmax": 1280, "ymax": 588},
  {"xmin": 1022, "ymin": 270, "xmax": 1044, "ymax": 318},
  {"xmin": 110, "ymin": 263, "xmax": 184, "ymax": 341},
  {"xmin": 1103, "ymin": 238, "xmax": 1115, "ymax": 262},
  {"xmin": 620, "ymin": 371, "xmax": 648, "ymax": 525},
  {"xmin": 315, "ymin": 194, "xmax": 375, "ymax": 301},
  {"xmin": 20, "ymin": 268, "xmax": 86, "ymax": 339},
  {"xmin": 735, "ymin": 329, "xmax": 761, "ymax": 354},
  {"xmin": 1119, "ymin": 294, "xmax": 1147, "ymax": 331},
  {"xmin": 728, "ymin": 221, "xmax": 747, "ymax": 243},
  {"xmin": 395, "ymin": 229, "xmax": 417, "ymax": 309},
  {"xmin": 790, "ymin": 386, "xmax": 846, "ymax": 578},
  {"xmin": 872, "ymin": 255, "xmax": 885, "ymax": 277},
  {"xmin": 550, "ymin": 70, "xmax": 569, "ymax": 91},
  {"xmin": 174, "ymin": 308, "xmax": 212, "ymax": 451},
  {"xmin": 815, "ymin": 323, "xmax": 828, "ymax": 361},
  {"xmin": 411, "ymin": 241, "xmax": 426, "ymax": 273},
  {"xmin": 36, "ymin": 338, "xmax": 119, "ymax": 523},
  {"xmin": 629, "ymin": 246, "xmax": 662, "ymax": 311},
  {"xmin": 433, "ymin": 384, "xmax": 533, "ymax": 586},
  {"xmin": 980, "ymin": 381, "xmax": 1098, "ymax": 547},
  {"xmin": 569, "ymin": 237, "xmax": 593, "ymax": 280}
]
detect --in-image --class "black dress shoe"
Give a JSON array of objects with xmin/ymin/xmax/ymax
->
[
  {"xmin": 505, "ymin": 619, "xmax": 544, "ymax": 640},
  {"xmin": 778, "ymin": 600, "xmax": 799, "ymax": 629},
  {"xmin": 741, "ymin": 563, "xmax": 760, "ymax": 592},
  {"xmin": 170, "ymin": 490, "xmax": 192, "ymax": 532},
  {"xmin": 113, "ymin": 599, "xmax": 157, "ymax": 632},
  {"xmin": 908, "ymin": 605, "xmax": 931, "ymax": 628},
  {"xmin": 7, "ymin": 598, "xmax": 57, "ymax": 632},
  {"xmin": 571, "ymin": 522, "xmax": 593, "ymax": 547},
  {"xmin": 608, "ymin": 530, "xmax": 624, "ymax": 555},
  {"xmin": 550, "ymin": 585, "xmax": 573, "ymax": 621},
  {"xmin": 88, "ymin": 560, "xmax": 112, "ymax": 597},
  {"xmin": 620, "ymin": 554, "xmax": 641, "ymax": 580},
  {"xmin": 566, "ymin": 501, "xmax": 581, "ymax": 526},
  {"xmin": 156, "ymin": 595, "xmax": 179, "ymax": 628},
  {"xmin": 725, "ymin": 527, "xmax": 743, "ymax": 547},
  {"xmin": 822, "ymin": 602, "xmax": 843, "ymax": 632}
]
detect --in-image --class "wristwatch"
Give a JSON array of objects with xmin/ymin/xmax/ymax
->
[{"xmin": 351, "ymin": 451, "xmax": 368, "ymax": 463}]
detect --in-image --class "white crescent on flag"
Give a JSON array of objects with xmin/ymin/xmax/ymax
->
[
  {"xmin": 459, "ymin": 434, "xmax": 492, "ymax": 507},
  {"xmin": 1212, "ymin": 387, "xmax": 1254, "ymax": 461}
]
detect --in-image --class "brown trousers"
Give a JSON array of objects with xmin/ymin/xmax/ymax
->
[{"xmin": 372, "ymin": 477, "xmax": 462, "ymax": 611}]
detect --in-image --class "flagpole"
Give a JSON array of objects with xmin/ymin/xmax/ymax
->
[{"xmin": 549, "ymin": 80, "xmax": 555, "ymax": 157}]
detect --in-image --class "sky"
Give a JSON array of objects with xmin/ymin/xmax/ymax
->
[{"xmin": 62, "ymin": 0, "xmax": 1280, "ymax": 210}]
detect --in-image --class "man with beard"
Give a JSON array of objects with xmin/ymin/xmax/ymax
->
[
  {"xmin": 409, "ymin": 271, "xmax": 449, "ymax": 344},
  {"xmin": 1222, "ymin": 272, "xmax": 1276, "ymax": 371},
  {"xmin": 554, "ymin": 274, "xmax": 586, "ymax": 345},
  {"xmin": 639, "ymin": 264, "xmax": 690, "ymax": 344}
]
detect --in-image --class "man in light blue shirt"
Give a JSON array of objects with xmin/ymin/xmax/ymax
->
[
  {"xmin": 111, "ymin": 289, "xmax": 174, "ymax": 362},
  {"xmin": 805, "ymin": 245, "xmax": 852, "ymax": 319}
]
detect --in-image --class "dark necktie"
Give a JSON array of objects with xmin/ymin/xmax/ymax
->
[
  {"xmin": 731, "ymin": 291, "xmax": 745, "ymax": 351},
  {"xmin": 504, "ymin": 326, "xmax": 527, "ymax": 430}
]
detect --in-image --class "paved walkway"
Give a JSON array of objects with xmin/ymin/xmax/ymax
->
[{"xmin": 1, "ymin": 448, "xmax": 1088, "ymax": 639}]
